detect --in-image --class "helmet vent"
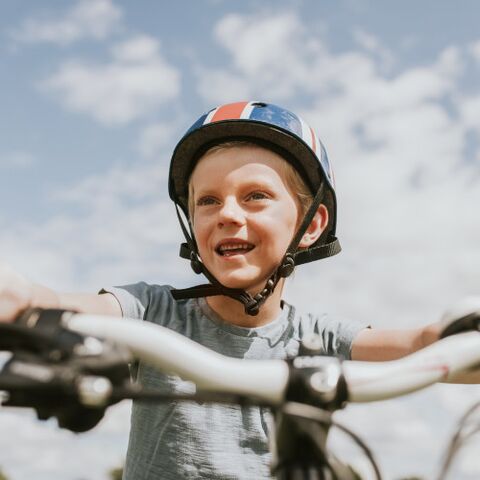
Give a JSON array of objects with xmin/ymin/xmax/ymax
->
[{"xmin": 251, "ymin": 102, "xmax": 267, "ymax": 107}]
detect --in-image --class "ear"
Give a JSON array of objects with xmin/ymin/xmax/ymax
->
[{"xmin": 298, "ymin": 204, "xmax": 329, "ymax": 248}]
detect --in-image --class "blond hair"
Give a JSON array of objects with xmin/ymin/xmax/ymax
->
[{"xmin": 187, "ymin": 141, "xmax": 313, "ymax": 221}]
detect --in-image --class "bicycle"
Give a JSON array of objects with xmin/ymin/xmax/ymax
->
[{"xmin": 0, "ymin": 305, "xmax": 479, "ymax": 479}]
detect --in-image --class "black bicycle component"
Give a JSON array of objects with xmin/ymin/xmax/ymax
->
[
  {"xmin": 271, "ymin": 403, "xmax": 378, "ymax": 480},
  {"xmin": 286, "ymin": 337, "xmax": 348, "ymax": 411},
  {"xmin": 440, "ymin": 312, "xmax": 480, "ymax": 338},
  {"xmin": 0, "ymin": 309, "xmax": 131, "ymax": 432},
  {"xmin": 272, "ymin": 406, "xmax": 334, "ymax": 480},
  {"xmin": 0, "ymin": 309, "xmax": 84, "ymax": 357},
  {"xmin": 267, "ymin": 336, "xmax": 364, "ymax": 479}
]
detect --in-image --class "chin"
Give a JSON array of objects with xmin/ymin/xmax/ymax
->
[
  {"xmin": 217, "ymin": 277, "xmax": 256, "ymax": 291},
  {"xmin": 214, "ymin": 270, "xmax": 270, "ymax": 294}
]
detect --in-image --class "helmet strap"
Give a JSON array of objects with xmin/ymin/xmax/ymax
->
[{"xmin": 278, "ymin": 183, "xmax": 326, "ymax": 277}]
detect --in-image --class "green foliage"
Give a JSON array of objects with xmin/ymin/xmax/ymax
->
[{"xmin": 0, "ymin": 467, "xmax": 9, "ymax": 480}]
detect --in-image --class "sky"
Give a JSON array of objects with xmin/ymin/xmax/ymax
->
[{"xmin": 1, "ymin": 0, "xmax": 480, "ymax": 478}]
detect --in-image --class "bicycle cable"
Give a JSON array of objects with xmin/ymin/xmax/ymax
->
[
  {"xmin": 436, "ymin": 400, "xmax": 480, "ymax": 480},
  {"xmin": 282, "ymin": 402, "xmax": 382, "ymax": 480}
]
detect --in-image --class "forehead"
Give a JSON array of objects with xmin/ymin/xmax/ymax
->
[{"xmin": 190, "ymin": 144, "xmax": 288, "ymax": 185}]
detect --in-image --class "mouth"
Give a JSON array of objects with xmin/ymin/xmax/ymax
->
[{"xmin": 215, "ymin": 240, "xmax": 255, "ymax": 257}]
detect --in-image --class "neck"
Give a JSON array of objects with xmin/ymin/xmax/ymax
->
[{"xmin": 206, "ymin": 280, "xmax": 285, "ymax": 328}]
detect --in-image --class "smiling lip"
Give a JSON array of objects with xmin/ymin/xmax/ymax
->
[{"xmin": 215, "ymin": 238, "xmax": 255, "ymax": 257}]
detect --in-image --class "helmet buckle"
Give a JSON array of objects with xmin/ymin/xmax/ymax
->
[
  {"xmin": 278, "ymin": 255, "xmax": 295, "ymax": 278},
  {"xmin": 245, "ymin": 299, "xmax": 260, "ymax": 316}
]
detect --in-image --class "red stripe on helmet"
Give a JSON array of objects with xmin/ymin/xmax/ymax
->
[
  {"xmin": 210, "ymin": 101, "xmax": 249, "ymax": 122},
  {"xmin": 309, "ymin": 127, "xmax": 317, "ymax": 153}
]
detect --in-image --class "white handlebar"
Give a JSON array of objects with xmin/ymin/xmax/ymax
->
[
  {"xmin": 68, "ymin": 315, "xmax": 289, "ymax": 404},
  {"xmin": 66, "ymin": 314, "xmax": 480, "ymax": 405},
  {"xmin": 344, "ymin": 333, "xmax": 480, "ymax": 402}
]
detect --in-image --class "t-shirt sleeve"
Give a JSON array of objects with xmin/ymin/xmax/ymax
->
[
  {"xmin": 322, "ymin": 316, "xmax": 369, "ymax": 360},
  {"xmin": 99, "ymin": 282, "xmax": 150, "ymax": 320},
  {"xmin": 99, "ymin": 282, "xmax": 174, "ymax": 325},
  {"xmin": 298, "ymin": 310, "xmax": 370, "ymax": 360}
]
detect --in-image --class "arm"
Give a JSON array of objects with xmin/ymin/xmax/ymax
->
[
  {"xmin": 351, "ymin": 323, "xmax": 440, "ymax": 361},
  {"xmin": 35, "ymin": 287, "xmax": 122, "ymax": 316},
  {"xmin": 0, "ymin": 262, "xmax": 121, "ymax": 322},
  {"xmin": 351, "ymin": 323, "xmax": 480, "ymax": 384}
]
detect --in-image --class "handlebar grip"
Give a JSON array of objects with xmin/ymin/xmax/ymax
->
[
  {"xmin": 0, "ymin": 308, "xmax": 83, "ymax": 357},
  {"xmin": 0, "ymin": 309, "xmax": 132, "ymax": 433}
]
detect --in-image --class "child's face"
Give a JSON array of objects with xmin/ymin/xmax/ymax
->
[{"xmin": 189, "ymin": 145, "xmax": 300, "ymax": 293}]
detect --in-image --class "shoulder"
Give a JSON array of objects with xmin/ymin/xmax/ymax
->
[
  {"xmin": 287, "ymin": 302, "xmax": 361, "ymax": 335},
  {"xmin": 286, "ymin": 302, "xmax": 369, "ymax": 359},
  {"xmin": 102, "ymin": 282, "xmax": 176, "ymax": 321}
]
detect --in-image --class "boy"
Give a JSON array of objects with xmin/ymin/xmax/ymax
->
[{"xmin": 0, "ymin": 101, "xmax": 477, "ymax": 479}]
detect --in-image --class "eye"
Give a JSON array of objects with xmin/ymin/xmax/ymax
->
[
  {"xmin": 246, "ymin": 191, "xmax": 269, "ymax": 201},
  {"xmin": 196, "ymin": 196, "xmax": 218, "ymax": 206}
]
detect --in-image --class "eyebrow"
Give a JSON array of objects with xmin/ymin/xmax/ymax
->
[{"xmin": 194, "ymin": 177, "xmax": 279, "ymax": 196}]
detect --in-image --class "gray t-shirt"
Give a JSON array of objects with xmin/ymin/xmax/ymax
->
[{"xmin": 103, "ymin": 283, "xmax": 366, "ymax": 480}]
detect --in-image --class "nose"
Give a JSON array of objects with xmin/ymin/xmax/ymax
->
[{"xmin": 218, "ymin": 197, "xmax": 245, "ymax": 228}]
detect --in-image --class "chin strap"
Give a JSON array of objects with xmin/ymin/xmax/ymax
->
[{"xmin": 171, "ymin": 183, "xmax": 341, "ymax": 316}]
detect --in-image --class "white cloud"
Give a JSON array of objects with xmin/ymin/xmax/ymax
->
[
  {"xmin": 10, "ymin": 0, "xmax": 122, "ymax": 46},
  {"xmin": 42, "ymin": 35, "xmax": 181, "ymax": 125},
  {"xmin": 469, "ymin": 39, "xmax": 480, "ymax": 61},
  {"xmin": 457, "ymin": 92, "xmax": 480, "ymax": 134},
  {"xmin": 214, "ymin": 12, "xmax": 300, "ymax": 77},
  {"xmin": 329, "ymin": 386, "xmax": 480, "ymax": 479},
  {"xmin": 353, "ymin": 28, "xmax": 395, "ymax": 70},
  {"xmin": 111, "ymin": 34, "xmax": 158, "ymax": 62},
  {"xmin": 197, "ymin": 12, "xmax": 461, "ymax": 111},
  {"xmin": 0, "ymin": 159, "xmax": 189, "ymax": 292},
  {"xmin": 0, "ymin": 404, "xmax": 129, "ymax": 480},
  {"xmin": 198, "ymin": 12, "xmax": 328, "ymax": 102},
  {"xmin": 0, "ymin": 151, "xmax": 36, "ymax": 169},
  {"xmin": 138, "ymin": 121, "xmax": 177, "ymax": 159}
]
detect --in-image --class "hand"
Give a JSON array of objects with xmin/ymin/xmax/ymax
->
[
  {"xmin": 439, "ymin": 296, "xmax": 480, "ymax": 338},
  {"xmin": 0, "ymin": 262, "xmax": 33, "ymax": 323}
]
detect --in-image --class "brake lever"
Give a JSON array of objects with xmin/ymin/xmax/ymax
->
[
  {"xmin": 0, "ymin": 309, "xmax": 132, "ymax": 432},
  {"xmin": 440, "ymin": 298, "xmax": 480, "ymax": 338}
]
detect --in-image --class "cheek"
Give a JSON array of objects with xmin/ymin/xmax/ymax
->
[
  {"xmin": 192, "ymin": 216, "xmax": 216, "ymax": 258},
  {"xmin": 254, "ymin": 207, "xmax": 298, "ymax": 246},
  {"xmin": 192, "ymin": 217, "xmax": 206, "ymax": 243},
  {"xmin": 275, "ymin": 199, "xmax": 298, "ymax": 229}
]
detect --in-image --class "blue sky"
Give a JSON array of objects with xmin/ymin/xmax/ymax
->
[
  {"xmin": 3, "ymin": 0, "xmax": 480, "ymax": 222},
  {"xmin": 1, "ymin": 1, "xmax": 480, "ymax": 479}
]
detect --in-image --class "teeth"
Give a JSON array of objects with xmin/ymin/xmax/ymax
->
[{"xmin": 219, "ymin": 243, "xmax": 252, "ymax": 252}]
